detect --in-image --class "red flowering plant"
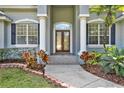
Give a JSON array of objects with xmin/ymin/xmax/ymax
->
[
  {"xmin": 80, "ymin": 51, "xmax": 94, "ymax": 63},
  {"xmin": 22, "ymin": 52, "xmax": 36, "ymax": 68},
  {"xmin": 80, "ymin": 51, "xmax": 101, "ymax": 65},
  {"xmin": 37, "ymin": 50, "xmax": 48, "ymax": 64},
  {"xmin": 22, "ymin": 50, "xmax": 49, "ymax": 76}
]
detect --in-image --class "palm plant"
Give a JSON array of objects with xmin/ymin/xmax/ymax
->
[{"xmin": 90, "ymin": 5, "xmax": 124, "ymax": 52}]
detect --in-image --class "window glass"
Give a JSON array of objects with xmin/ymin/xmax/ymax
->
[
  {"xmin": 16, "ymin": 23, "xmax": 38, "ymax": 44},
  {"xmin": 88, "ymin": 23, "xmax": 98, "ymax": 44},
  {"xmin": 55, "ymin": 23, "xmax": 71, "ymax": 30},
  {"xmin": 88, "ymin": 23, "xmax": 109, "ymax": 45}
]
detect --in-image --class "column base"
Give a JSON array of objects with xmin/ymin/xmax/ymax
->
[
  {"xmin": 37, "ymin": 56, "xmax": 41, "ymax": 64},
  {"xmin": 37, "ymin": 57, "xmax": 46, "ymax": 64},
  {"xmin": 78, "ymin": 50, "xmax": 86, "ymax": 65},
  {"xmin": 78, "ymin": 49, "xmax": 86, "ymax": 56},
  {"xmin": 78, "ymin": 50, "xmax": 82, "ymax": 56}
]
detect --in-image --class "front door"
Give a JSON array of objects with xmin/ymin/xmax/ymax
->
[{"xmin": 56, "ymin": 30, "xmax": 70, "ymax": 52}]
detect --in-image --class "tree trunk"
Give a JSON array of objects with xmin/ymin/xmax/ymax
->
[{"xmin": 103, "ymin": 26, "xmax": 109, "ymax": 53}]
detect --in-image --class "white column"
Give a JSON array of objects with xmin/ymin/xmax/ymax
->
[
  {"xmin": 39, "ymin": 16, "xmax": 46, "ymax": 50},
  {"xmin": 78, "ymin": 17, "xmax": 87, "ymax": 55}
]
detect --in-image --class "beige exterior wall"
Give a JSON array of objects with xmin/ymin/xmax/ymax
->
[{"xmin": 52, "ymin": 6, "xmax": 74, "ymax": 24}]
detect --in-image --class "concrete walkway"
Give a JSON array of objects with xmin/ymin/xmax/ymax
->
[{"xmin": 46, "ymin": 65, "xmax": 123, "ymax": 88}]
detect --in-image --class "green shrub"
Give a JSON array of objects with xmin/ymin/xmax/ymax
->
[
  {"xmin": 80, "ymin": 46, "xmax": 124, "ymax": 77},
  {"xmin": 88, "ymin": 51, "xmax": 102, "ymax": 65},
  {"xmin": 80, "ymin": 51, "xmax": 102, "ymax": 65},
  {"xmin": 99, "ymin": 46, "xmax": 124, "ymax": 76},
  {"xmin": 0, "ymin": 48, "xmax": 36, "ymax": 62}
]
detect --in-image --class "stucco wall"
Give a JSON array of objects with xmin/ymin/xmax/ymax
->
[
  {"xmin": 73, "ymin": 6, "xmax": 76, "ymax": 54},
  {"xmin": 116, "ymin": 20, "xmax": 124, "ymax": 49},
  {"xmin": 50, "ymin": 6, "xmax": 53, "ymax": 54},
  {"xmin": 52, "ymin": 6, "xmax": 74, "ymax": 24},
  {"xmin": 87, "ymin": 13, "xmax": 105, "ymax": 21},
  {"xmin": 6, "ymin": 22, "xmax": 11, "ymax": 48},
  {"xmin": 75, "ymin": 5, "xmax": 80, "ymax": 55},
  {"xmin": 37, "ymin": 5, "xmax": 47, "ymax": 15},
  {"xmin": 80, "ymin": 5, "xmax": 89, "ymax": 15},
  {"xmin": 4, "ymin": 22, "xmax": 8, "ymax": 48},
  {"xmin": 2, "ymin": 9, "xmax": 38, "ymax": 22},
  {"xmin": 0, "ymin": 20, "xmax": 4, "ymax": 48},
  {"xmin": 87, "ymin": 47, "xmax": 104, "ymax": 52},
  {"xmin": 46, "ymin": 5, "xmax": 51, "ymax": 54}
]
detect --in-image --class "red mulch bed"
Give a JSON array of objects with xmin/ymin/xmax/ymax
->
[{"xmin": 81, "ymin": 64, "xmax": 124, "ymax": 86}]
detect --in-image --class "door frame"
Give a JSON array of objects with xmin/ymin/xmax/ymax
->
[
  {"xmin": 53, "ymin": 22, "xmax": 73, "ymax": 53},
  {"xmin": 56, "ymin": 30, "xmax": 70, "ymax": 52}
]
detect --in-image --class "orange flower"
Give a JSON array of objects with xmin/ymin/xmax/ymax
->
[
  {"xmin": 80, "ymin": 51, "xmax": 95, "ymax": 63},
  {"xmin": 37, "ymin": 49, "xmax": 49, "ymax": 64},
  {"xmin": 42, "ymin": 54, "xmax": 48, "ymax": 63}
]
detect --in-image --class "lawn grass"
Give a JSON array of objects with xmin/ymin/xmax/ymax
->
[{"xmin": 0, "ymin": 68, "xmax": 58, "ymax": 88}]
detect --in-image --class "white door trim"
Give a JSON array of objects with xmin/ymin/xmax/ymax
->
[{"xmin": 53, "ymin": 22, "xmax": 73, "ymax": 53}]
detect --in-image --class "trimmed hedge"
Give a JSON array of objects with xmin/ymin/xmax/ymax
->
[{"xmin": 0, "ymin": 48, "xmax": 37, "ymax": 61}]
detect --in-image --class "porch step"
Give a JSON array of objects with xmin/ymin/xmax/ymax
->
[{"xmin": 48, "ymin": 55, "xmax": 79, "ymax": 65}]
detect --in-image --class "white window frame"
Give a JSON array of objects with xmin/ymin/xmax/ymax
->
[
  {"xmin": 16, "ymin": 23, "xmax": 38, "ymax": 46},
  {"xmin": 15, "ymin": 18, "xmax": 38, "ymax": 24},
  {"xmin": 88, "ymin": 22, "xmax": 111, "ymax": 48}
]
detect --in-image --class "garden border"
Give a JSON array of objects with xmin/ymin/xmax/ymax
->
[{"xmin": 0, "ymin": 63, "xmax": 75, "ymax": 88}]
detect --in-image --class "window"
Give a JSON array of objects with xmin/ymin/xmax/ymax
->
[
  {"xmin": 55, "ymin": 23, "xmax": 71, "ymax": 30},
  {"xmin": 88, "ymin": 23, "xmax": 109, "ymax": 45},
  {"xmin": 16, "ymin": 23, "xmax": 38, "ymax": 44}
]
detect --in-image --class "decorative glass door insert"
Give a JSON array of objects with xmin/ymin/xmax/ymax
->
[{"xmin": 56, "ymin": 30, "xmax": 70, "ymax": 52}]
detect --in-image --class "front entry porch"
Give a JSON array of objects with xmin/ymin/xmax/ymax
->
[{"xmin": 38, "ymin": 5, "xmax": 89, "ymax": 57}]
